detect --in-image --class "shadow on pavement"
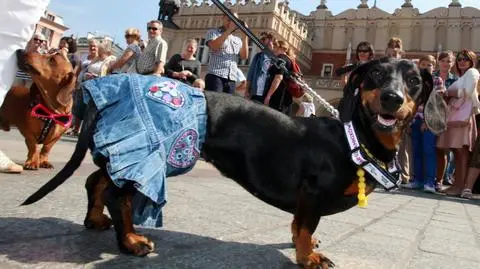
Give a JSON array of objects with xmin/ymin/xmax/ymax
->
[
  {"xmin": 374, "ymin": 188, "xmax": 480, "ymax": 206},
  {"xmin": 0, "ymin": 217, "xmax": 297, "ymax": 268}
]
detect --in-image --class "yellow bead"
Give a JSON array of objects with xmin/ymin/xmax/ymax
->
[
  {"xmin": 358, "ymin": 189, "xmax": 365, "ymax": 195},
  {"xmin": 357, "ymin": 193, "xmax": 366, "ymax": 200},
  {"xmin": 356, "ymin": 169, "xmax": 365, "ymax": 177},
  {"xmin": 358, "ymin": 182, "xmax": 366, "ymax": 189}
]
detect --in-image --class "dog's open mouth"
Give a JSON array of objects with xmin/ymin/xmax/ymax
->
[
  {"xmin": 377, "ymin": 114, "xmax": 397, "ymax": 127},
  {"xmin": 365, "ymin": 104, "xmax": 400, "ymax": 132}
]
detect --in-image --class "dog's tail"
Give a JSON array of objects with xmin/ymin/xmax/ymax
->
[{"xmin": 21, "ymin": 102, "xmax": 97, "ymax": 205}]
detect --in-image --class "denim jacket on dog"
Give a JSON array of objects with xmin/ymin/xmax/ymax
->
[{"xmin": 82, "ymin": 74, "xmax": 207, "ymax": 227}]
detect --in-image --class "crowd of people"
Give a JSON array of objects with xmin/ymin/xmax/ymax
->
[{"xmin": 4, "ymin": 10, "xmax": 480, "ymax": 201}]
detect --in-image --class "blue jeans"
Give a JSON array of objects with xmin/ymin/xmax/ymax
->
[{"xmin": 411, "ymin": 118, "xmax": 437, "ymax": 186}]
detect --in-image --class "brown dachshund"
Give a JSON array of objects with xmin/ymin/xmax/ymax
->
[{"xmin": 0, "ymin": 50, "xmax": 77, "ymax": 170}]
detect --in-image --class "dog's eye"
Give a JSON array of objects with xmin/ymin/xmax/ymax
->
[
  {"xmin": 408, "ymin": 77, "xmax": 420, "ymax": 86},
  {"xmin": 48, "ymin": 57, "xmax": 56, "ymax": 64},
  {"xmin": 371, "ymin": 69, "xmax": 382, "ymax": 78}
]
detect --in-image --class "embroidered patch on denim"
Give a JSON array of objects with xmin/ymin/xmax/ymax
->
[
  {"xmin": 168, "ymin": 129, "xmax": 200, "ymax": 168},
  {"xmin": 147, "ymin": 80, "xmax": 185, "ymax": 109}
]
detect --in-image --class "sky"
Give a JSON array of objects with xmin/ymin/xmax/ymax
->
[{"xmin": 48, "ymin": 0, "xmax": 480, "ymax": 48}]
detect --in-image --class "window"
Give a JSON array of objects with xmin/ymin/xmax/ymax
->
[
  {"xmin": 195, "ymin": 38, "xmax": 209, "ymax": 64},
  {"xmin": 41, "ymin": 27, "xmax": 53, "ymax": 45},
  {"xmin": 46, "ymin": 14, "xmax": 55, "ymax": 22},
  {"xmin": 321, "ymin": 64, "xmax": 333, "ymax": 78}
]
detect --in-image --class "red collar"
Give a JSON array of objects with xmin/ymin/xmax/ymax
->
[{"xmin": 30, "ymin": 103, "xmax": 72, "ymax": 128}]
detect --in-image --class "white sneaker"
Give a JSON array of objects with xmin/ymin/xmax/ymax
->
[
  {"xmin": 423, "ymin": 184, "xmax": 436, "ymax": 194},
  {"xmin": 0, "ymin": 150, "xmax": 23, "ymax": 174}
]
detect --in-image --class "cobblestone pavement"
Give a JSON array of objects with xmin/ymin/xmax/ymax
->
[{"xmin": 1, "ymin": 129, "xmax": 480, "ymax": 269}]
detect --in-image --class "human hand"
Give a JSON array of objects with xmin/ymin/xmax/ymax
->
[
  {"xmin": 84, "ymin": 72, "xmax": 97, "ymax": 80},
  {"xmin": 180, "ymin": 70, "xmax": 193, "ymax": 77},
  {"xmin": 264, "ymin": 95, "xmax": 271, "ymax": 105},
  {"xmin": 227, "ymin": 21, "xmax": 238, "ymax": 33}
]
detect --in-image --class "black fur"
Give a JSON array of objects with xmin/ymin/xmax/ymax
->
[{"xmin": 21, "ymin": 58, "xmax": 433, "ymax": 266}]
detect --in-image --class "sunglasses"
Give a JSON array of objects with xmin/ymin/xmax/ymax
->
[
  {"xmin": 457, "ymin": 56, "xmax": 470, "ymax": 62},
  {"xmin": 30, "ymin": 103, "xmax": 72, "ymax": 128},
  {"xmin": 357, "ymin": 49, "xmax": 370, "ymax": 53},
  {"xmin": 33, "ymin": 37, "xmax": 44, "ymax": 42},
  {"xmin": 147, "ymin": 27, "xmax": 159, "ymax": 31},
  {"xmin": 125, "ymin": 34, "xmax": 136, "ymax": 38}
]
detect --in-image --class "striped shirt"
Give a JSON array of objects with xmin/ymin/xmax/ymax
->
[
  {"xmin": 137, "ymin": 36, "xmax": 168, "ymax": 75},
  {"xmin": 205, "ymin": 28, "xmax": 243, "ymax": 81}
]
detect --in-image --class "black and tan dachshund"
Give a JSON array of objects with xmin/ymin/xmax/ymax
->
[{"xmin": 23, "ymin": 57, "xmax": 432, "ymax": 269}]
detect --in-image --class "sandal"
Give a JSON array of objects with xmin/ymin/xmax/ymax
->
[{"xmin": 461, "ymin": 189, "xmax": 473, "ymax": 199}]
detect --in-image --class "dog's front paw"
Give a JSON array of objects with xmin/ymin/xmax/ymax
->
[
  {"xmin": 121, "ymin": 233, "xmax": 155, "ymax": 257},
  {"xmin": 299, "ymin": 252, "xmax": 335, "ymax": 269},
  {"xmin": 24, "ymin": 160, "xmax": 39, "ymax": 170},
  {"xmin": 84, "ymin": 214, "xmax": 112, "ymax": 230},
  {"xmin": 39, "ymin": 161, "xmax": 54, "ymax": 169}
]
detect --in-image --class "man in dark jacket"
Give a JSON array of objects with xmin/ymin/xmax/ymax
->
[{"xmin": 246, "ymin": 32, "xmax": 275, "ymax": 103}]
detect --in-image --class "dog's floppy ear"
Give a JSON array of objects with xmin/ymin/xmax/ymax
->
[
  {"xmin": 56, "ymin": 72, "xmax": 76, "ymax": 107},
  {"xmin": 419, "ymin": 69, "xmax": 433, "ymax": 105},
  {"xmin": 337, "ymin": 62, "xmax": 373, "ymax": 122}
]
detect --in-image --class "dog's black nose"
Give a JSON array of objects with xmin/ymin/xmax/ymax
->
[{"xmin": 380, "ymin": 90, "xmax": 404, "ymax": 113}]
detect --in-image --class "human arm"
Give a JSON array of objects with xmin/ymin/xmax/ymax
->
[
  {"xmin": 206, "ymin": 23, "xmax": 237, "ymax": 51},
  {"xmin": 165, "ymin": 54, "xmax": 184, "ymax": 79},
  {"xmin": 153, "ymin": 40, "xmax": 168, "ymax": 76},
  {"xmin": 239, "ymin": 29, "xmax": 248, "ymax": 60},
  {"xmin": 446, "ymin": 69, "xmax": 480, "ymax": 98},
  {"xmin": 109, "ymin": 49, "xmax": 135, "ymax": 71},
  {"xmin": 264, "ymin": 74, "xmax": 283, "ymax": 105}
]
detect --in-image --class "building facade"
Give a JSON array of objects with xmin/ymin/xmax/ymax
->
[
  {"xmin": 34, "ymin": 10, "xmax": 68, "ymax": 49},
  {"xmin": 162, "ymin": 0, "xmax": 480, "ymax": 100}
]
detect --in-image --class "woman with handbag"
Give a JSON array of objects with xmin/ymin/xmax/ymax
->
[
  {"xmin": 433, "ymin": 51, "xmax": 458, "ymax": 190},
  {"xmin": 437, "ymin": 50, "xmax": 480, "ymax": 196}
]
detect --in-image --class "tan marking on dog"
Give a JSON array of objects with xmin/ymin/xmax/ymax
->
[
  {"xmin": 295, "ymin": 228, "xmax": 332, "ymax": 269},
  {"xmin": 291, "ymin": 218, "xmax": 320, "ymax": 248},
  {"xmin": 119, "ymin": 193, "xmax": 155, "ymax": 256},
  {"xmin": 85, "ymin": 171, "xmax": 112, "ymax": 230}
]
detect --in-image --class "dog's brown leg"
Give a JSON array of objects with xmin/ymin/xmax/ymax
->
[
  {"xmin": 38, "ymin": 140, "xmax": 57, "ymax": 169},
  {"xmin": 84, "ymin": 170, "xmax": 112, "ymax": 230},
  {"xmin": 103, "ymin": 182, "xmax": 154, "ymax": 256},
  {"xmin": 23, "ymin": 138, "xmax": 40, "ymax": 170},
  {"xmin": 294, "ymin": 193, "xmax": 334, "ymax": 269},
  {"xmin": 291, "ymin": 217, "xmax": 320, "ymax": 248}
]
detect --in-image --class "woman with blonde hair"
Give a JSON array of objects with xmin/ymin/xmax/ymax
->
[
  {"xmin": 263, "ymin": 40, "xmax": 294, "ymax": 114},
  {"xmin": 165, "ymin": 38, "xmax": 201, "ymax": 86},
  {"xmin": 109, "ymin": 28, "xmax": 141, "ymax": 73},
  {"xmin": 438, "ymin": 49, "xmax": 480, "ymax": 196},
  {"xmin": 84, "ymin": 42, "xmax": 116, "ymax": 80}
]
